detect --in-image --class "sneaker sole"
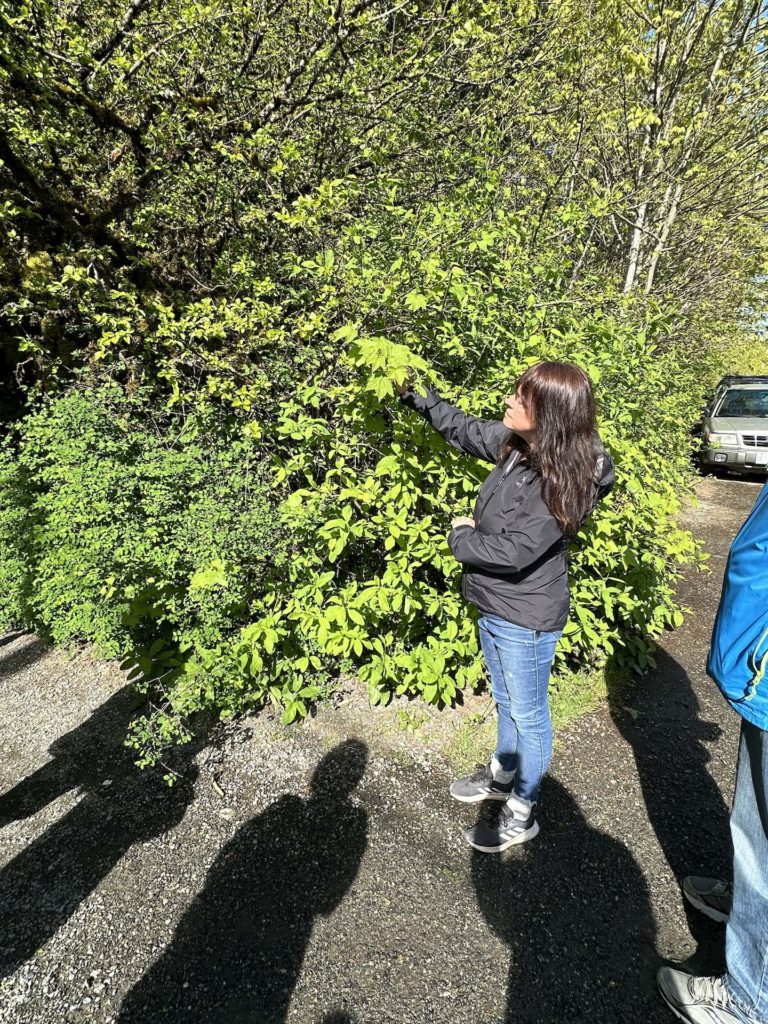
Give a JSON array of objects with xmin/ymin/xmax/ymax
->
[
  {"xmin": 657, "ymin": 986, "xmax": 690, "ymax": 1024},
  {"xmin": 449, "ymin": 789, "xmax": 511, "ymax": 804},
  {"xmin": 465, "ymin": 820, "xmax": 540, "ymax": 853},
  {"xmin": 682, "ymin": 889, "xmax": 730, "ymax": 924},
  {"xmin": 657, "ymin": 977, "xmax": 702, "ymax": 1024}
]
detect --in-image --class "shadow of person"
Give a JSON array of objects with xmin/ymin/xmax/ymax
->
[
  {"xmin": 0, "ymin": 629, "xmax": 29, "ymax": 650},
  {"xmin": 0, "ymin": 684, "xmax": 143, "ymax": 827},
  {"xmin": 608, "ymin": 648, "xmax": 731, "ymax": 973},
  {"xmin": 0, "ymin": 688, "xmax": 203, "ymax": 980},
  {"xmin": 472, "ymin": 776, "xmax": 658, "ymax": 1023},
  {"xmin": 117, "ymin": 739, "xmax": 369, "ymax": 1024},
  {"xmin": 0, "ymin": 634, "xmax": 53, "ymax": 685}
]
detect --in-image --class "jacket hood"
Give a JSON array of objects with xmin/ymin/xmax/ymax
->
[{"xmin": 593, "ymin": 441, "xmax": 616, "ymax": 490}]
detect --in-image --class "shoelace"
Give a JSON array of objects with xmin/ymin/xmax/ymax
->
[
  {"xmin": 697, "ymin": 975, "xmax": 730, "ymax": 1010},
  {"xmin": 469, "ymin": 763, "xmax": 490, "ymax": 782},
  {"xmin": 499, "ymin": 806, "xmax": 526, "ymax": 829},
  {"xmin": 711, "ymin": 881, "xmax": 733, "ymax": 897}
]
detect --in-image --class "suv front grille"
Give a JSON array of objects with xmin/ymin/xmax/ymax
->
[{"xmin": 741, "ymin": 434, "xmax": 768, "ymax": 448}]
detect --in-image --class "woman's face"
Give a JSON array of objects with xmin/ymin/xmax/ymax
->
[{"xmin": 502, "ymin": 389, "xmax": 535, "ymax": 435}]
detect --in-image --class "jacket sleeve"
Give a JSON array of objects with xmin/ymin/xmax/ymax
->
[
  {"xmin": 448, "ymin": 515, "xmax": 565, "ymax": 574},
  {"xmin": 398, "ymin": 386, "xmax": 510, "ymax": 465}
]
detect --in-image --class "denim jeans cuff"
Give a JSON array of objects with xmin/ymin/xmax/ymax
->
[{"xmin": 726, "ymin": 974, "xmax": 768, "ymax": 1024}]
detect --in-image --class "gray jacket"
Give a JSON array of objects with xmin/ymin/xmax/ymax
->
[{"xmin": 398, "ymin": 387, "xmax": 615, "ymax": 631}]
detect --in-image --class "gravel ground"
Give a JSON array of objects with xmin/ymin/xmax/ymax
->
[{"xmin": 0, "ymin": 475, "xmax": 763, "ymax": 1024}]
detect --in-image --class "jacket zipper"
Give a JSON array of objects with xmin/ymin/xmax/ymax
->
[{"xmin": 475, "ymin": 451, "xmax": 520, "ymax": 523}]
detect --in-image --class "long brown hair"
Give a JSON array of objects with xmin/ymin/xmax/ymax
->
[{"xmin": 497, "ymin": 361, "xmax": 598, "ymax": 535}]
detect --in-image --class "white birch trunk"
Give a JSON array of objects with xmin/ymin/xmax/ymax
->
[{"xmin": 642, "ymin": 1, "xmax": 755, "ymax": 292}]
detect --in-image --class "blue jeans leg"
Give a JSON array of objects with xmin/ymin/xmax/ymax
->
[
  {"xmin": 725, "ymin": 719, "xmax": 768, "ymax": 1024},
  {"xmin": 477, "ymin": 614, "xmax": 561, "ymax": 803}
]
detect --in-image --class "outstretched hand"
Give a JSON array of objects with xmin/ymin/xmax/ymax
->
[{"xmin": 394, "ymin": 367, "xmax": 414, "ymax": 396}]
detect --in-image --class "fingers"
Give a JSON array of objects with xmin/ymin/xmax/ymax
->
[{"xmin": 394, "ymin": 367, "xmax": 414, "ymax": 395}]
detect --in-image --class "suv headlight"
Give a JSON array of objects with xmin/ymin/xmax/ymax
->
[{"xmin": 707, "ymin": 432, "xmax": 739, "ymax": 446}]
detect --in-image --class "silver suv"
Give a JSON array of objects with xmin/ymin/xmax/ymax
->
[{"xmin": 700, "ymin": 375, "xmax": 768, "ymax": 476}]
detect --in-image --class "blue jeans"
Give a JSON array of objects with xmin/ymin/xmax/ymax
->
[
  {"xmin": 726, "ymin": 719, "xmax": 768, "ymax": 1024},
  {"xmin": 478, "ymin": 614, "xmax": 562, "ymax": 803}
]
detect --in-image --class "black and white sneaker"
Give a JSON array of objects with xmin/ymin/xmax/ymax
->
[
  {"xmin": 464, "ymin": 794, "xmax": 539, "ymax": 853},
  {"xmin": 449, "ymin": 763, "xmax": 515, "ymax": 803},
  {"xmin": 682, "ymin": 876, "xmax": 732, "ymax": 923}
]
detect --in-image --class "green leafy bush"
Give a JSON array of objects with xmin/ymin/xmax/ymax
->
[
  {"xmin": 249, "ymin": 187, "xmax": 703, "ymax": 713},
  {"xmin": 0, "ymin": 385, "xmax": 330, "ymax": 759},
  {"xmin": 0, "ymin": 177, "xmax": 709, "ymax": 767}
]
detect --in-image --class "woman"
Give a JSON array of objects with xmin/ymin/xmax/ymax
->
[{"xmin": 397, "ymin": 361, "xmax": 615, "ymax": 853}]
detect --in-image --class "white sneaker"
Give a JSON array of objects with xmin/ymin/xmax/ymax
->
[{"xmin": 657, "ymin": 968, "xmax": 750, "ymax": 1024}]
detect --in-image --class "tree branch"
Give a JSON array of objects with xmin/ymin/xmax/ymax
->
[{"xmin": 90, "ymin": 0, "xmax": 154, "ymax": 66}]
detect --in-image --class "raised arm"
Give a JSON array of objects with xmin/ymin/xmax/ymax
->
[{"xmin": 398, "ymin": 386, "xmax": 510, "ymax": 465}]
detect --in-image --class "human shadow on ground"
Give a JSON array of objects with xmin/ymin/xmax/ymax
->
[
  {"xmin": 0, "ymin": 684, "xmax": 144, "ymax": 826},
  {"xmin": 0, "ymin": 685, "xmax": 202, "ymax": 980},
  {"xmin": 609, "ymin": 648, "xmax": 731, "ymax": 974},
  {"xmin": 472, "ymin": 776, "xmax": 658, "ymax": 1023},
  {"xmin": 0, "ymin": 634, "xmax": 51, "ymax": 682},
  {"xmin": 117, "ymin": 739, "xmax": 369, "ymax": 1024},
  {"xmin": 0, "ymin": 629, "xmax": 29, "ymax": 651}
]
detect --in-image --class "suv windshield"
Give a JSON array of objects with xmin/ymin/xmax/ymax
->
[{"xmin": 715, "ymin": 389, "xmax": 768, "ymax": 418}]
